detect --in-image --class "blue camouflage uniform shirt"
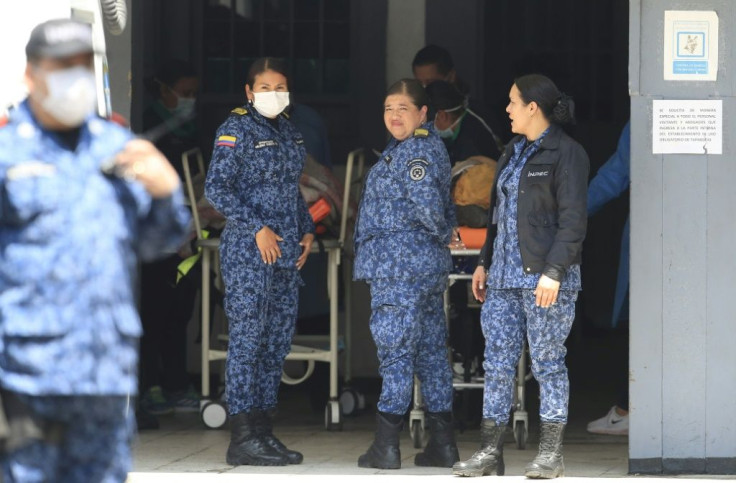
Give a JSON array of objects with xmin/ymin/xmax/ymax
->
[
  {"xmin": 205, "ymin": 106, "xmax": 314, "ymax": 268},
  {"xmin": 489, "ymin": 132, "xmax": 581, "ymax": 290},
  {"xmin": 354, "ymin": 124, "xmax": 456, "ymax": 280},
  {"xmin": 0, "ymin": 100, "xmax": 191, "ymax": 396}
]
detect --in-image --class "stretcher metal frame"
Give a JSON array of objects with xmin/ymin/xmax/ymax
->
[
  {"xmin": 409, "ymin": 248, "xmax": 530, "ymax": 450},
  {"xmin": 182, "ymin": 148, "xmax": 363, "ymax": 430}
]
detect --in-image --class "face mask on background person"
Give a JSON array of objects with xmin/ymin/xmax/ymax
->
[
  {"xmin": 37, "ymin": 66, "xmax": 97, "ymax": 127},
  {"xmin": 171, "ymin": 94, "xmax": 196, "ymax": 119},
  {"xmin": 252, "ymin": 91, "xmax": 290, "ymax": 118},
  {"xmin": 434, "ymin": 112, "xmax": 463, "ymax": 139}
]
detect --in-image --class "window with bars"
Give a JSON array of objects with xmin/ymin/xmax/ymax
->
[{"xmin": 202, "ymin": 0, "xmax": 350, "ymax": 95}]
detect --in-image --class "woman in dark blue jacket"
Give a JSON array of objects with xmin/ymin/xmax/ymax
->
[{"xmin": 453, "ymin": 74, "xmax": 589, "ymax": 479}]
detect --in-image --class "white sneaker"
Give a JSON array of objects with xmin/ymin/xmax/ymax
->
[{"xmin": 586, "ymin": 406, "xmax": 628, "ymax": 435}]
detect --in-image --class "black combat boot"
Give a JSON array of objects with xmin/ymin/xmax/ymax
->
[
  {"xmin": 524, "ymin": 422, "xmax": 566, "ymax": 479},
  {"xmin": 357, "ymin": 412, "xmax": 403, "ymax": 469},
  {"xmin": 452, "ymin": 419, "xmax": 505, "ymax": 477},
  {"xmin": 225, "ymin": 412, "xmax": 289, "ymax": 466},
  {"xmin": 414, "ymin": 412, "xmax": 460, "ymax": 467},
  {"xmin": 252, "ymin": 409, "xmax": 303, "ymax": 464}
]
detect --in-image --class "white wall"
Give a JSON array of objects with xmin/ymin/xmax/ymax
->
[
  {"xmin": 385, "ymin": 0, "xmax": 425, "ymax": 86},
  {"xmin": 629, "ymin": 0, "xmax": 736, "ymax": 474},
  {"xmin": 0, "ymin": 0, "xmax": 71, "ymax": 112}
]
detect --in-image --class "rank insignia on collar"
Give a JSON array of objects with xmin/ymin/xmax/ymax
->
[
  {"xmin": 413, "ymin": 128, "xmax": 429, "ymax": 138},
  {"xmin": 231, "ymin": 107, "xmax": 248, "ymax": 115}
]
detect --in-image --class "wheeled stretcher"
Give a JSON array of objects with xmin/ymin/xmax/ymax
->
[
  {"xmin": 408, "ymin": 245, "xmax": 531, "ymax": 450},
  {"xmin": 180, "ymin": 148, "xmax": 364, "ymax": 430}
]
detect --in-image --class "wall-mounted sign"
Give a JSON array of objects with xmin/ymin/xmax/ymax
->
[
  {"xmin": 652, "ymin": 100, "xmax": 722, "ymax": 155},
  {"xmin": 663, "ymin": 10, "xmax": 718, "ymax": 81}
]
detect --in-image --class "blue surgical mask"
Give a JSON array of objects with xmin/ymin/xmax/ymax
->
[
  {"xmin": 161, "ymin": 81, "xmax": 196, "ymax": 119},
  {"xmin": 173, "ymin": 95, "xmax": 196, "ymax": 119},
  {"xmin": 434, "ymin": 113, "xmax": 462, "ymax": 139}
]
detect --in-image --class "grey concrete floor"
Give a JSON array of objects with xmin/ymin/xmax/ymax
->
[
  {"xmin": 129, "ymin": 399, "xmax": 727, "ymax": 481},
  {"xmin": 127, "ymin": 327, "xmax": 727, "ymax": 481},
  {"xmin": 130, "ymin": 400, "xmax": 629, "ymax": 479}
]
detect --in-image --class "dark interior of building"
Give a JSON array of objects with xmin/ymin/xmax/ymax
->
[{"xmin": 130, "ymin": 0, "xmax": 632, "ymax": 432}]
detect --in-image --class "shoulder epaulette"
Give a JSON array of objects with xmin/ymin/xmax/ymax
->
[
  {"xmin": 231, "ymin": 107, "xmax": 249, "ymax": 116},
  {"xmin": 413, "ymin": 128, "xmax": 429, "ymax": 138}
]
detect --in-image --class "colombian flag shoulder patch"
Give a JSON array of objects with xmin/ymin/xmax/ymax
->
[{"xmin": 216, "ymin": 135, "xmax": 237, "ymax": 148}]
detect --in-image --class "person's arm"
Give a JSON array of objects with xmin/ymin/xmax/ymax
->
[
  {"xmin": 111, "ymin": 138, "xmax": 191, "ymax": 262},
  {"xmin": 587, "ymin": 122, "xmax": 630, "ymax": 215},
  {"xmin": 543, "ymin": 142, "xmax": 590, "ymax": 282},
  {"xmin": 297, "ymin": 188, "xmax": 315, "ymax": 238},
  {"xmin": 404, "ymin": 146, "xmax": 453, "ymax": 245},
  {"xmin": 136, "ymin": 189, "xmax": 191, "ymax": 261},
  {"xmin": 204, "ymin": 121, "xmax": 264, "ymax": 236},
  {"xmin": 477, "ymin": 213, "xmax": 496, "ymax": 269}
]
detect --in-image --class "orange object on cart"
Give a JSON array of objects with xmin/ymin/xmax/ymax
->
[
  {"xmin": 457, "ymin": 226, "xmax": 486, "ymax": 249},
  {"xmin": 309, "ymin": 197, "xmax": 331, "ymax": 223}
]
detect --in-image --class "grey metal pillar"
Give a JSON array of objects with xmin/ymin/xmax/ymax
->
[{"xmin": 629, "ymin": 0, "xmax": 736, "ymax": 474}]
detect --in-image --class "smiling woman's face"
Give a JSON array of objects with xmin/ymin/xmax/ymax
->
[{"xmin": 383, "ymin": 93, "xmax": 427, "ymax": 141}]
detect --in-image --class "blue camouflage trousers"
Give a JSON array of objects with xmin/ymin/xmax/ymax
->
[
  {"xmin": 369, "ymin": 274, "xmax": 453, "ymax": 415},
  {"xmin": 222, "ymin": 259, "xmax": 300, "ymax": 416},
  {"xmin": 0, "ymin": 395, "xmax": 133, "ymax": 483},
  {"xmin": 481, "ymin": 289, "xmax": 577, "ymax": 424}
]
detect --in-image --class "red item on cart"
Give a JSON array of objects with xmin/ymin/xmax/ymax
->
[{"xmin": 457, "ymin": 226, "xmax": 486, "ymax": 249}]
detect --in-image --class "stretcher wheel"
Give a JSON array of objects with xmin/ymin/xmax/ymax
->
[
  {"xmin": 339, "ymin": 387, "xmax": 365, "ymax": 416},
  {"xmin": 201, "ymin": 401, "xmax": 228, "ymax": 429},
  {"xmin": 325, "ymin": 400, "xmax": 343, "ymax": 431},
  {"xmin": 514, "ymin": 420, "xmax": 528, "ymax": 450},
  {"xmin": 410, "ymin": 419, "xmax": 425, "ymax": 449}
]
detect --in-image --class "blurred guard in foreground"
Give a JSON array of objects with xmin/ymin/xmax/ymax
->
[{"xmin": 0, "ymin": 19, "xmax": 189, "ymax": 482}]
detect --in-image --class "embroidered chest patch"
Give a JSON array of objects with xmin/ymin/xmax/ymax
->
[
  {"xmin": 255, "ymin": 139, "xmax": 278, "ymax": 149},
  {"xmin": 408, "ymin": 158, "xmax": 428, "ymax": 181}
]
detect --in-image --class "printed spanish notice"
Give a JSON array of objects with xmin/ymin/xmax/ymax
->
[
  {"xmin": 663, "ymin": 11, "xmax": 718, "ymax": 82},
  {"xmin": 652, "ymin": 100, "xmax": 722, "ymax": 155}
]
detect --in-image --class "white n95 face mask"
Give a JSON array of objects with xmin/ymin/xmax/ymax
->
[
  {"xmin": 252, "ymin": 91, "xmax": 290, "ymax": 118},
  {"xmin": 39, "ymin": 66, "xmax": 98, "ymax": 127}
]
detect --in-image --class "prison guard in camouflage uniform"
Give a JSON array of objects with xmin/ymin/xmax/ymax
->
[
  {"xmin": 0, "ymin": 100, "xmax": 190, "ymax": 481},
  {"xmin": 354, "ymin": 124, "xmax": 456, "ymax": 415},
  {"xmin": 481, "ymin": 132, "xmax": 581, "ymax": 424},
  {"xmin": 205, "ymin": 106, "xmax": 314, "ymax": 416}
]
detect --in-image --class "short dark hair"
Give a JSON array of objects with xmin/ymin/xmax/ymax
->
[
  {"xmin": 246, "ymin": 57, "xmax": 289, "ymax": 88},
  {"xmin": 386, "ymin": 78, "xmax": 429, "ymax": 110},
  {"xmin": 424, "ymin": 80, "xmax": 466, "ymax": 117},
  {"xmin": 143, "ymin": 59, "xmax": 197, "ymax": 98},
  {"xmin": 156, "ymin": 59, "xmax": 197, "ymax": 87},
  {"xmin": 412, "ymin": 45, "xmax": 454, "ymax": 75},
  {"xmin": 514, "ymin": 74, "xmax": 575, "ymax": 125}
]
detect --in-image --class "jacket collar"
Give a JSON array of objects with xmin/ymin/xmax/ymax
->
[
  {"xmin": 537, "ymin": 123, "xmax": 563, "ymax": 150},
  {"xmin": 506, "ymin": 123, "xmax": 563, "ymax": 153},
  {"xmin": 14, "ymin": 99, "xmax": 98, "ymax": 151}
]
